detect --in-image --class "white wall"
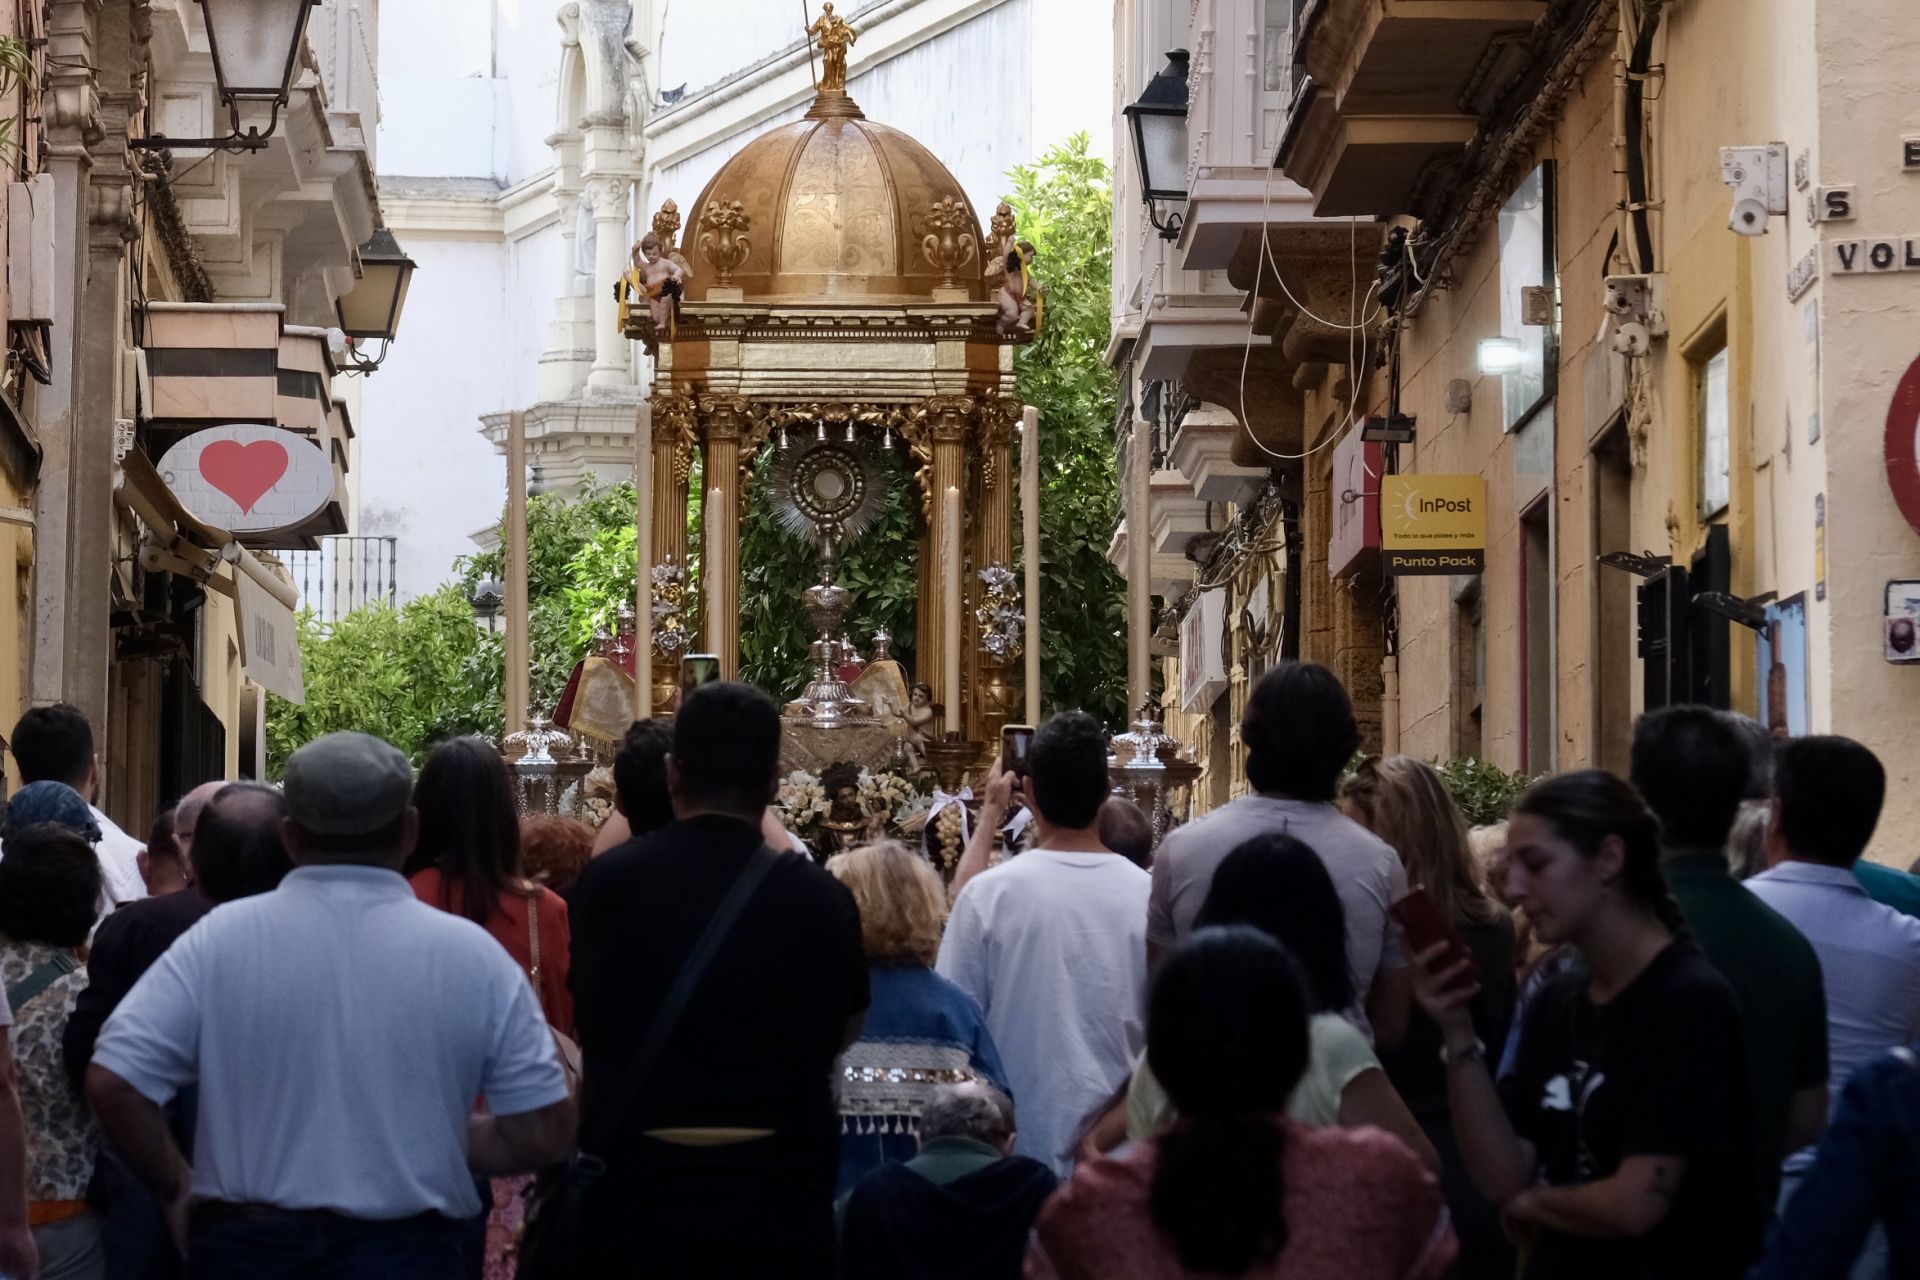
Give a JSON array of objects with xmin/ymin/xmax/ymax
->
[{"xmin": 356, "ymin": 236, "xmax": 511, "ymax": 600}]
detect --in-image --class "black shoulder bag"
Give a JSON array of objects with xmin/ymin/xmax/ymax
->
[{"xmin": 516, "ymin": 843, "xmax": 782, "ymax": 1280}]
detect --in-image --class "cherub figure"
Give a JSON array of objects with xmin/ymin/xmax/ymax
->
[
  {"xmin": 995, "ymin": 239, "xmax": 1043, "ymax": 338},
  {"xmin": 615, "ymin": 232, "xmax": 685, "ymax": 337}
]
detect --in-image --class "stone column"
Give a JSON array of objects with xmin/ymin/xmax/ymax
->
[
  {"xmin": 585, "ymin": 175, "xmax": 633, "ymax": 391},
  {"xmin": 915, "ymin": 397, "xmax": 973, "ymax": 736},
  {"xmin": 971, "ymin": 401, "xmax": 1020, "ymax": 743},
  {"xmin": 699, "ymin": 396, "xmax": 749, "ymax": 680}
]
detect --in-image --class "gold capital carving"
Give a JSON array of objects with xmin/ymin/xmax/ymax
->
[
  {"xmin": 650, "ymin": 391, "xmax": 698, "ymax": 485},
  {"xmin": 697, "ymin": 393, "xmax": 751, "ymax": 440}
]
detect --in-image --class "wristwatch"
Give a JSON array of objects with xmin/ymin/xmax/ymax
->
[{"xmin": 1440, "ymin": 1037, "xmax": 1487, "ymax": 1069}]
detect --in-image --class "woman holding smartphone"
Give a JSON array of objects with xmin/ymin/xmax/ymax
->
[
  {"xmin": 1411, "ymin": 770, "xmax": 1763, "ymax": 1280},
  {"xmin": 1342, "ymin": 756, "xmax": 1515, "ymax": 1278}
]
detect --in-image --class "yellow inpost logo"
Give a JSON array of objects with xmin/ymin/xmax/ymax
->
[{"xmin": 1381, "ymin": 475, "xmax": 1486, "ymax": 575}]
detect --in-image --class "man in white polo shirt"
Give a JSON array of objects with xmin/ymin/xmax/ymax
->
[{"xmin": 86, "ymin": 732, "xmax": 574, "ymax": 1278}]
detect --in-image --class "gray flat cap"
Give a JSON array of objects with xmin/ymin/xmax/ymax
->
[{"xmin": 282, "ymin": 732, "xmax": 414, "ymax": 836}]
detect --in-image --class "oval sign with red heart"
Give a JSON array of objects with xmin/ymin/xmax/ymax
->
[{"xmin": 156, "ymin": 424, "xmax": 335, "ymax": 532}]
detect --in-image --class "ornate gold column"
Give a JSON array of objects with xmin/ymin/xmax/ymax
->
[
  {"xmin": 649, "ymin": 390, "xmax": 695, "ymax": 567},
  {"xmin": 700, "ymin": 395, "xmax": 750, "ymax": 680},
  {"xmin": 972, "ymin": 399, "xmax": 1021, "ymax": 745},
  {"xmin": 646, "ymin": 390, "xmax": 696, "ymax": 715},
  {"xmin": 906, "ymin": 396, "xmax": 974, "ymax": 735}
]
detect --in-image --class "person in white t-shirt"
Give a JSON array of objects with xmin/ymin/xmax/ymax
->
[
  {"xmin": 936, "ymin": 712, "xmax": 1151, "ymax": 1177},
  {"xmin": 7, "ymin": 704, "xmax": 147, "ymax": 913}
]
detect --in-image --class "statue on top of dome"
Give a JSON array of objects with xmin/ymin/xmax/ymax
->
[{"xmin": 806, "ymin": 2, "xmax": 858, "ymax": 93}]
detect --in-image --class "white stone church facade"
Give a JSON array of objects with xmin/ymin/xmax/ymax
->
[{"xmin": 357, "ymin": 0, "xmax": 1109, "ymax": 602}]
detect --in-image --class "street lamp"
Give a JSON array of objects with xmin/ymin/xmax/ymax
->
[
  {"xmin": 336, "ymin": 227, "xmax": 418, "ymax": 373},
  {"xmin": 1123, "ymin": 50, "xmax": 1191, "ymax": 241},
  {"xmin": 131, "ymin": 0, "xmax": 320, "ymax": 153},
  {"xmin": 470, "ymin": 580, "xmax": 505, "ymax": 635}
]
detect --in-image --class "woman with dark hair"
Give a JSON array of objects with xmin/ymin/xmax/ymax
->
[
  {"xmin": 1112, "ymin": 834, "xmax": 1434, "ymax": 1168},
  {"xmin": 408, "ymin": 737, "xmax": 574, "ymax": 1280},
  {"xmin": 1030, "ymin": 927, "xmax": 1455, "ymax": 1279},
  {"xmin": 1342, "ymin": 755, "xmax": 1515, "ymax": 1278},
  {"xmin": 0, "ymin": 825, "xmax": 106, "ymax": 1277},
  {"xmin": 1412, "ymin": 770, "xmax": 1763, "ymax": 1280}
]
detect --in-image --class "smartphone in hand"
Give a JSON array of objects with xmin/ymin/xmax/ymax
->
[
  {"xmin": 1001, "ymin": 724, "xmax": 1035, "ymax": 778},
  {"xmin": 1392, "ymin": 888, "xmax": 1479, "ymax": 991}
]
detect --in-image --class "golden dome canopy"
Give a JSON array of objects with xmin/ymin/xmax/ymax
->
[{"xmin": 681, "ymin": 90, "xmax": 988, "ymax": 305}]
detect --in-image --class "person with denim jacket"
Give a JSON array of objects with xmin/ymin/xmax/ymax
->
[{"xmin": 1750, "ymin": 1044, "xmax": 1920, "ymax": 1279}]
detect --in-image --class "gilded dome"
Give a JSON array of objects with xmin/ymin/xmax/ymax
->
[{"xmin": 682, "ymin": 91, "xmax": 988, "ymax": 304}]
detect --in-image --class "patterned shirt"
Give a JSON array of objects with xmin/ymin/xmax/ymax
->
[{"xmin": 0, "ymin": 941, "xmax": 98, "ymax": 1200}]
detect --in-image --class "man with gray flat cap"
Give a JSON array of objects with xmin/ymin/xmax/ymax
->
[{"xmin": 86, "ymin": 732, "xmax": 576, "ymax": 1279}]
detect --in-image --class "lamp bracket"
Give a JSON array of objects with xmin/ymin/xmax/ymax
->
[
  {"xmin": 1597, "ymin": 549, "xmax": 1671, "ymax": 578},
  {"xmin": 130, "ymin": 101, "xmax": 282, "ymax": 155}
]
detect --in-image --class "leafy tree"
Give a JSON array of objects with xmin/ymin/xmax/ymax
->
[
  {"xmin": 263, "ymin": 585, "xmax": 503, "ymax": 774},
  {"xmin": 1009, "ymin": 133, "xmax": 1128, "ymax": 727}
]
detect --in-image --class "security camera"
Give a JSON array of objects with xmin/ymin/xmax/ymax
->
[
  {"xmin": 1720, "ymin": 143, "xmax": 1789, "ymax": 238},
  {"xmin": 1609, "ymin": 321, "xmax": 1651, "ymax": 358},
  {"xmin": 1602, "ymin": 274, "xmax": 1668, "ymax": 335}
]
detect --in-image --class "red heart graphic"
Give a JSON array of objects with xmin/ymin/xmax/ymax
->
[{"xmin": 200, "ymin": 439, "xmax": 289, "ymax": 515}]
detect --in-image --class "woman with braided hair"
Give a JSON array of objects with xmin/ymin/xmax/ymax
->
[{"xmin": 1410, "ymin": 770, "xmax": 1765, "ymax": 1280}]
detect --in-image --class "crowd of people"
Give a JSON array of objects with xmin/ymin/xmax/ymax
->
[{"xmin": 0, "ymin": 666, "xmax": 1909, "ymax": 1277}]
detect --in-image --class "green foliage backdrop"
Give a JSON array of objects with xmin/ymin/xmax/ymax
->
[
  {"xmin": 266, "ymin": 135, "xmax": 1127, "ymax": 768},
  {"xmin": 1010, "ymin": 134, "xmax": 1128, "ymax": 727}
]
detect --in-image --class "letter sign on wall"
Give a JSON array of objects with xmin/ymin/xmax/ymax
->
[{"xmin": 156, "ymin": 424, "xmax": 334, "ymax": 533}]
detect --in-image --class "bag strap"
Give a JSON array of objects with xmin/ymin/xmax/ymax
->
[
  {"xmin": 577, "ymin": 843, "xmax": 782, "ymax": 1162},
  {"xmin": 525, "ymin": 886, "xmax": 544, "ymax": 999},
  {"xmin": 6, "ymin": 952, "xmax": 78, "ymax": 1014}
]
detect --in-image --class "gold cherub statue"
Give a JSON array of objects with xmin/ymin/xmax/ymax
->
[
  {"xmin": 806, "ymin": 2, "xmax": 857, "ymax": 92},
  {"xmin": 615, "ymin": 231, "xmax": 686, "ymax": 340},
  {"xmin": 995, "ymin": 239, "xmax": 1043, "ymax": 338}
]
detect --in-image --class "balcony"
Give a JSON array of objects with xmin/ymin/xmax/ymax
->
[
  {"xmin": 140, "ymin": 305, "xmax": 352, "ymax": 550},
  {"xmin": 1277, "ymin": 0, "xmax": 1546, "ymax": 216}
]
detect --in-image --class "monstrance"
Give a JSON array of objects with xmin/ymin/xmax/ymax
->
[{"xmin": 771, "ymin": 435, "xmax": 888, "ymax": 728}]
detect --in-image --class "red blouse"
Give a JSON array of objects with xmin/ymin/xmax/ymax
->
[
  {"xmin": 409, "ymin": 868, "xmax": 574, "ymax": 1035},
  {"xmin": 1025, "ymin": 1120, "xmax": 1455, "ymax": 1280}
]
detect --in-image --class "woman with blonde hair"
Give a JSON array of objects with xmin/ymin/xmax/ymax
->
[
  {"xmin": 1342, "ymin": 756, "xmax": 1517, "ymax": 1280},
  {"xmin": 826, "ymin": 841, "xmax": 1009, "ymax": 1194}
]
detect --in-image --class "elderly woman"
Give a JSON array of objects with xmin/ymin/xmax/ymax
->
[
  {"xmin": 0, "ymin": 825, "xmax": 107, "ymax": 1279},
  {"xmin": 826, "ymin": 841, "xmax": 1009, "ymax": 1195}
]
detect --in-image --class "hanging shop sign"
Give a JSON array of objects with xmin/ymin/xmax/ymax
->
[
  {"xmin": 235, "ymin": 567, "xmax": 305, "ymax": 704},
  {"xmin": 1329, "ymin": 429, "xmax": 1382, "ymax": 578},
  {"xmin": 1883, "ymin": 353, "xmax": 1920, "ymax": 539},
  {"xmin": 1380, "ymin": 474, "xmax": 1486, "ymax": 575},
  {"xmin": 156, "ymin": 424, "xmax": 334, "ymax": 533},
  {"xmin": 1179, "ymin": 588, "xmax": 1228, "ymax": 713}
]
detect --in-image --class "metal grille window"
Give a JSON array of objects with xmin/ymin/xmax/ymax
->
[{"xmin": 283, "ymin": 535, "xmax": 397, "ymax": 621}]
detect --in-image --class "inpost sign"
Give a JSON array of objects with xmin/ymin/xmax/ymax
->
[{"xmin": 1381, "ymin": 475, "xmax": 1487, "ymax": 575}]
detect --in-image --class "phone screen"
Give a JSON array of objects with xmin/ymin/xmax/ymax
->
[
  {"xmin": 680, "ymin": 654, "xmax": 721, "ymax": 694},
  {"xmin": 1001, "ymin": 725, "xmax": 1035, "ymax": 777}
]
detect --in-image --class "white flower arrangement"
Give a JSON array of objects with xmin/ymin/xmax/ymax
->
[{"xmin": 775, "ymin": 769, "xmax": 830, "ymax": 828}]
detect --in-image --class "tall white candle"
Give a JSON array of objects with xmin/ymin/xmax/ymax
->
[
  {"xmin": 634, "ymin": 402, "xmax": 653, "ymax": 716},
  {"xmin": 706, "ymin": 484, "xmax": 724, "ymax": 658},
  {"xmin": 1128, "ymin": 418, "xmax": 1151, "ymax": 714},
  {"xmin": 1021, "ymin": 405, "xmax": 1040, "ymax": 723},
  {"xmin": 942, "ymin": 484, "xmax": 963, "ymax": 737}
]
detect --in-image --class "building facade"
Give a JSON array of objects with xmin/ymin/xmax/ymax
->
[
  {"xmin": 364, "ymin": 0, "xmax": 1110, "ymax": 604},
  {"xmin": 1, "ymin": 0, "xmax": 383, "ymax": 818},
  {"xmin": 1114, "ymin": 0, "xmax": 1920, "ymax": 861}
]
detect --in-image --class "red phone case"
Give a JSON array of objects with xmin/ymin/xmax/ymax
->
[{"xmin": 1392, "ymin": 890, "xmax": 1480, "ymax": 988}]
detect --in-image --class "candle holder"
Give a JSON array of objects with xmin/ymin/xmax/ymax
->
[{"xmin": 1110, "ymin": 701, "xmax": 1202, "ymax": 846}]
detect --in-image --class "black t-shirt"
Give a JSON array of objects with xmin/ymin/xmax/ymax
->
[
  {"xmin": 569, "ymin": 814, "xmax": 869, "ymax": 1171},
  {"xmin": 1498, "ymin": 944, "xmax": 1764, "ymax": 1280}
]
